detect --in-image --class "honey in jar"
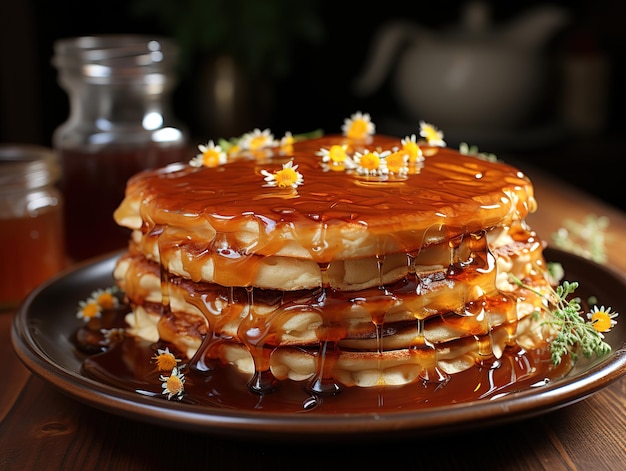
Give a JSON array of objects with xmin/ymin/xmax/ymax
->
[{"xmin": 0, "ymin": 145, "xmax": 67, "ymax": 309}]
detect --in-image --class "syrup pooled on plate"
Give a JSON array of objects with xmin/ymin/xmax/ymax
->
[{"xmin": 75, "ymin": 302, "xmax": 571, "ymax": 414}]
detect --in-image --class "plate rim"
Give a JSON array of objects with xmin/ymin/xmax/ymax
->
[{"xmin": 10, "ymin": 248, "xmax": 626, "ymax": 440}]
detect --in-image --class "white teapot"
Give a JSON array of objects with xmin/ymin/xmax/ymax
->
[{"xmin": 353, "ymin": 2, "xmax": 569, "ymax": 132}]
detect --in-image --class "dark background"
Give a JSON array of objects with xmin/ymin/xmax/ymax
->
[{"xmin": 2, "ymin": 0, "xmax": 625, "ymax": 209}]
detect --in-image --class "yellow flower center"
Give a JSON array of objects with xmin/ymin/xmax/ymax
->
[
  {"xmin": 202, "ymin": 149, "xmax": 222, "ymax": 167},
  {"xmin": 422, "ymin": 125, "xmax": 441, "ymax": 143},
  {"xmin": 274, "ymin": 168, "xmax": 299, "ymax": 187},
  {"xmin": 329, "ymin": 163, "xmax": 345, "ymax": 172},
  {"xmin": 386, "ymin": 152, "xmax": 407, "ymax": 173},
  {"xmin": 154, "ymin": 352, "xmax": 179, "ymax": 371},
  {"xmin": 402, "ymin": 141, "xmax": 421, "ymax": 163},
  {"xmin": 347, "ymin": 119, "xmax": 369, "ymax": 140},
  {"xmin": 249, "ymin": 135, "xmax": 268, "ymax": 150},
  {"xmin": 281, "ymin": 139, "xmax": 294, "ymax": 154},
  {"xmin": 166, "ymin": 375, "xmax": 184, "ymax": 395},
  {"xmin": 329, "ymin": 145, "xmax": 348, "ymax": 163},
  {"xmin": 282, "ymin": 134, "xmax": 294, "ymax": 147},
  {"xmin": 590, "ymin": 310, "xmax": 612, "ymax": 332},
  {"xmin": 97, "ymin": 292, "xmax": 116, "ymax": 310},
  {"xmin": 82, "ymin": 302, "xmax": 100, "ymax": 319},
  {"xmin": 359, "ymin": 152, "xmax": 380, "ymax": 170}
]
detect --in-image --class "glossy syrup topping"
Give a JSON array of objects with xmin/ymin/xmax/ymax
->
[{"xmin": 114, "ymin": 134, "xmax": 537, "ymax": 266}]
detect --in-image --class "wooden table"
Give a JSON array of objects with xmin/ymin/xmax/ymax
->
[{"xmin": 1, "ymin": 163, "xmax": 625, "ymax": 471}]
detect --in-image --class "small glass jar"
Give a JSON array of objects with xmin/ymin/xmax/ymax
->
[
  {"xmin": 0, "ymin": 145, "xmax": 67, "ymax": 309},
  {"xmin": 52, "ymin": 35, "xmax": 189, "ymax": 261}
]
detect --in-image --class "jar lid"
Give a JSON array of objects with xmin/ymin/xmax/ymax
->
[
  {"xmin": 0, "ymin": 145, "xmax": 61, "ymax": 191},
  {"xmin": 52, "ymin": 35, "xmax": 179, "ymax": 83}
]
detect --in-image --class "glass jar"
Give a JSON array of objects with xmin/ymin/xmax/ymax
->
[
  {"xmin": 52, "ymin": 35, "xmax": 189, "ymax": 261},
  {"xmin": 0, "ymin": 145, "xmax": 67, "ymax": 309}
]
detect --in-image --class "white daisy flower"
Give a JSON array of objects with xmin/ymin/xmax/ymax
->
[
  {"xmin": 190, "ymin": 140, "xmax": 227, "ymax": 167},
  {"xmin": 260, "ymin": 160, "xmax": 304, "ymax": 188},
  {"xmin": 342, "ymin": 111, "xmax": 375, "ymax": 139},
  {"xmin": 419, "ymin": 121, "xmax": 446, "ymax": 147},
  {"xmin": 353, "ymin": 150, "xmax": 389, "ymax": 176},
  {"xmin": 160, "ymin": 366, "xmax": 186, "ymax": 400}
]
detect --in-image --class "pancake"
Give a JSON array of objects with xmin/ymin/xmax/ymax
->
[{"xmin": 112, "ymin": 116, "xmax": 555, "ymax": 391}]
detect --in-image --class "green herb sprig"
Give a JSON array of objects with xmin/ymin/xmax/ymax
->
[
  {"xmin": 459, "ymin": 142, "xmax": 498, "ymax": 162},
  {"xmin": 511, "ymin": 275, "xmax": 615, "ymax": 366},
  {"xmin": 217, "ymin": 128, "xmax": 323, "ymax": 153}
]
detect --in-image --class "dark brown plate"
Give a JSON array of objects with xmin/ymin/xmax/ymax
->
[{"xmin": 11, "ymin": 248, "xmax": 626, "ymax": 440}]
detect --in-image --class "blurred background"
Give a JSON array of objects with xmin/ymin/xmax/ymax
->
[{"xmin": 2, "ymin": 0, "xmax": 625, "ymax": 209}]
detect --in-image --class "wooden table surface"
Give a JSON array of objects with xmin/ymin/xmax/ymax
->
[{"xmin": 1, "ymin": 163, "xmax": 625, "ymax": 471}]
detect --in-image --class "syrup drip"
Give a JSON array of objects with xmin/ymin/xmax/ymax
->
[
  {"xmin": 373, "ymin": 254, "xmax": 390, "ymax": 384},
  {"xmin": 375, "ymin": 254, "xmax": 386, "ymax": 290},
  {"xmin": 156, "ymin": 229, "xmax": 172, "ymax": 315},
  {"xmin": 307, "ymin": 261, "xmax": 342, "ymax": 395},
  {"xmin": 410, "ymin": 317, "xmax": 448, "ymax": 383},
  {"xmin": 240, "ymin": 286, "xmax": 279, "ymax": 393}
]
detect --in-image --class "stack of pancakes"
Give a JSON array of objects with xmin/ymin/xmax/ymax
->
[{"xmin": 113, "ymin": 130, "xmax": 554, "ymax": 390}]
